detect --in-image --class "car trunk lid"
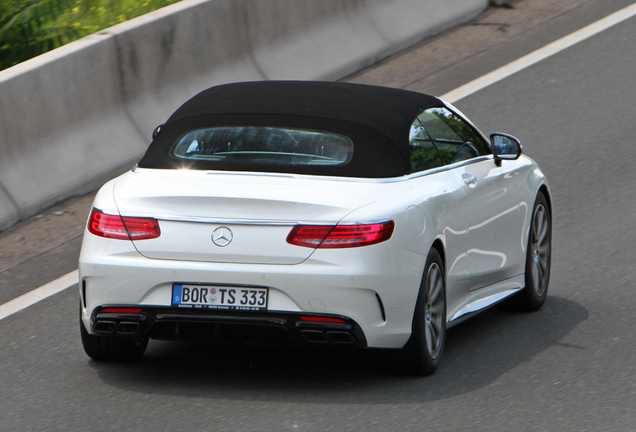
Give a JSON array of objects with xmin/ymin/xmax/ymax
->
[{"xmin": 113, "ymin": 170, "xmax": 406, "ymax": 265}]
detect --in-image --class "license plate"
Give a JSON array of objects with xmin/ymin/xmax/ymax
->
[{"xmin": 172, "ymin": 284, "xmax": 268, "ymax": 311}]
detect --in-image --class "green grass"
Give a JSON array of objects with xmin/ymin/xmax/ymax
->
[{"xmin": 0, "ymin": 0, "xmax": 183, "ymax": 71}]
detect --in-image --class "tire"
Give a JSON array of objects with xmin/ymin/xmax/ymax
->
[
  {"xmin": 401, "ymin": 247, "xmax": 446, "ymax": 375},
  {"xmin": 501, "ymin": 192, "xmax": 552, "ymax": 311},
  {"xmin": 80, "ymin": 306, "xmax": 148, "ymax": 362}
]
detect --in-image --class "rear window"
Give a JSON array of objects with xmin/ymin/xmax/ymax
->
[
  {"xmin": 138, "ymin": 114, "xmax": 410, "ymax": 178},
  {"xmin": 171, "ymin": 126, "xmax": 353, "ymax": 166}
]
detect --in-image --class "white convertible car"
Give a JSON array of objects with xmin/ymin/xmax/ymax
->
[{"xmin": 79, "ymin": 81, "xmax": 551, "ymax": 375}]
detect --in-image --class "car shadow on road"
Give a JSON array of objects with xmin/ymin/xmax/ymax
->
[{"xmin": 90, "ymin": 295, "xmax": 588, "ymax": 404}]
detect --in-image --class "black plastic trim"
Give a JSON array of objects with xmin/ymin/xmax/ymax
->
[{"xmin": 90, "ymin": 305, "xmax": 367, "ymax": 347}]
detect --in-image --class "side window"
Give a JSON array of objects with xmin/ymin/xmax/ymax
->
[
  {"xmin": 416, "ymin": 107, "xmax": 490, "ymax": 165},
  {"xmin": 409, "ymin": 120, "xmax": 444, "ymax": 173}
]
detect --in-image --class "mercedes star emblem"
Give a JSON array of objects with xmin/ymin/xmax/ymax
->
[{"xmin": 212, "ymin": 226, "xmax": 233, "ymax": 247}]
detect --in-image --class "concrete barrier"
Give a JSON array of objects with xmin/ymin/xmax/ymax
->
[
  {"xmin": 0, "ymin": 33, "xmax": 149, "ymax": 229},
  {"xmin": 0, "ymin": 0, "xmax": 487, "ymax": 231}
]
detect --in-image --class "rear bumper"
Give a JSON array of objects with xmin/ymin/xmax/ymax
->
[
  {"xmin": 89, "ymin": 306, "xmax": 367, "ymax": 346},
  {"xmin": 79, "ymin": 227, "xmax": 426, "ymax": 348}
]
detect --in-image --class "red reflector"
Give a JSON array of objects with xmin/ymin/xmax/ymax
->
[
  {"xmin": 287, "ymin": 221, "xmax": 394, "ymax": 248},
  {"xmin": 88, "ymin": 209, "xmax": 160, "ymax": 240},
  {"xmin": 101, "ymin": 308, "xmax": 143, "ymax": 313},
  {"xmin": 300, "ymin": 316, "xmax": 346, "ymax": 323}
]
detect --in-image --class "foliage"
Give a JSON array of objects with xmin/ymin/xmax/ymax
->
[
  {"xmin": 0, "ymin": 0, "xmax": 182, "ymax": 71},
  {"xmin": 410, "ymin": 146, "xmax": 443, "ymax": 172},
  {"xmin": 0, "ymin": 0, "xmax": 77, "ymax": 69},
  {"xmin": 59, "ymin": 0, "xmax": 182, "ymax": 39},
  {"xmin": 409, "ymin": 107, "xmax": 490, "ymax": 172}
]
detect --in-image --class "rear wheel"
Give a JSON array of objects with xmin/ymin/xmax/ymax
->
[
  {"xmin": 80, "ymin": 306, "xmax": 148, "ymax": 361},
  {"xmin": 401, "ymin": 248, "xmax": 446, "ymax": 375}
]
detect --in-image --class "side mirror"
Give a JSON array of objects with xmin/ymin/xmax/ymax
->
[
  {"xmin": 490, "ymin": 133, "xmax": 522, "ymax": 166},
  {"xmin": 152, "ymin": 124, "xmax": 163, "ymax": 139}
]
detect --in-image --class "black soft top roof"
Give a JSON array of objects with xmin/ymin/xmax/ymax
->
[
  {"xmin": 167, "ymin": 81, "xmax": 442, "ymax": 153},
  {"xmin": 139, "ymin": 81, "xmax": 445, "ymax": 178}
]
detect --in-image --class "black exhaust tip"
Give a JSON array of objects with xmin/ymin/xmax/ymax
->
[
  {"xmin": 94, "ymin": 321, "xmax": 116, "ymax": 334},
  {"xmin": 326, "ymin": 331, "xmax": 355, "ymax": 344},
  {"xmin": 300, "ymin": 330, "xmax": 328, "ymax": 343},
  {"xmin": 117, "ymin": 322, "xmax": 140, "ymax": 335}
]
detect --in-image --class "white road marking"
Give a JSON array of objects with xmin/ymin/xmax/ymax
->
[
  {"xmin": 0, "ymin": 270, "xmax": 78, "ymax": 321},
  {"xmin": 441, "ymin": 2, "xmax": 636, "ymax": 103},
  {"xmin": 3, "ymin": 3, "xmax": 636, "ymax": 319}
]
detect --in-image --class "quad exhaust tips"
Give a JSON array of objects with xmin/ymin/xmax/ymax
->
[
  {"xmin": 89, "ymin": 307, "xmax": 366, "ymax": 346},
  {"xmin": 94, "ymin": 320, "xmax": 140, "ymax": 335}
]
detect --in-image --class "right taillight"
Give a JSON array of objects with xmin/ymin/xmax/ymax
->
[
  {"xmin": 88, "ymin": 209, "xmax": 160, "ymax": 240},
  {"xmin": 287, "ymin": 221, "xmax": 394, "ymax": 248}
]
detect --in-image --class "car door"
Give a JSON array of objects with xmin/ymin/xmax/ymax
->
[
  {"xmin": 415, "ymin": 107, "xmax": 526, "ymax": 292},
  {"xmin": 455, "ymin": 158, "xmax": 527, "ymax": 290},
  {"xmin": 408, "ymin": 118, "xmax": 471, "ymax": 309}
]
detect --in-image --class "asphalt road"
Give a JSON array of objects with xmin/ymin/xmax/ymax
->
[{"xmin": 1, "ymin": 0, "xmax": 636, "ymax": 430}]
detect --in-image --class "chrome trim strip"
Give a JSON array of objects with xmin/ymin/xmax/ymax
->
[
  {"xmin": 142, "ymin": 215, "xmax": 313, "ymax": 225},
  {"xmin": 132, "ymin": 166, "xmax": 409, "ymax": 183},
  {"xmin": 405, "ymin": 156, "xmax": 492, "ymax": 180},
  {"xmin": 448, "ymin": 282, "xmax": 524, "ymax": 323},
  {"xmin": 131, "ymin": 156, "xmax": 496, "ymax": 184},
  {"xmin": 132, "ymin": 215, "xmax": 392, "ymax": 226},
  {"xmin": 206, "ymin": 171, "xmax": 301, "ymax": 179},
  {"xmin": 449, "ymin": 289, "xmax": 520, "ymax": 322}
]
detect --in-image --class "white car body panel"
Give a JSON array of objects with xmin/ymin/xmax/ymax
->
[
  {"xmin": 113, "ymin": 169, "xmax": 413, "ymax": 264},
  {"xmin": 453, "ymin": 158, "xmax": 529, "ymax": 290},
  {"xmin": 80, "ymin": 154, "xmax": 549, "ymax": 348}
]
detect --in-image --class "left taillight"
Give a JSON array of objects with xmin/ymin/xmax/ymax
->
[{"xmin": 88, "ymin": 208, "xmax": 160, "ymax": 240}]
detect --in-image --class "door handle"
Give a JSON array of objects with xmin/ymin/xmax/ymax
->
[{"xmin": 463, "ymin": 174, "xmax": 477, "ymax": 186}]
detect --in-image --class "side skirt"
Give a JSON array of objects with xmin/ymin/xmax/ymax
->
[{"xmin": 446, "ymin": 275, "xmax": 524, "ymax": 328}]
